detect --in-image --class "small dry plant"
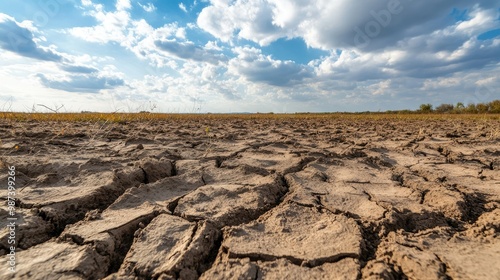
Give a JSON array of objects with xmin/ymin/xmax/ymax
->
[
  {"xmin": 86, "ymin": 120, "xmax": 114, "ymax": 146},
  {"xmin": 488, "ymin": 127, "xmax": 500, "ymax": 140},
  {"xmin": 417, "ymin": 127, "xmax": 426, "ymax": 138},
  {"xmin": 203, "ymin": 126, "xmax": 215, "ymax": 157}
]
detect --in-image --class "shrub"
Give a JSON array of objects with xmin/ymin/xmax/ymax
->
[
  {"xmin": 419, "ymin": 104, "xmax": 433, "ymax": 113},
  {"xmin": 489, "ymin": 100, "xmax": 500, "ymax": 113},
  {"xmin": 435, "ymin": 104, "xmax": 454, "ymax": 113},
  {"xmin": 476, "ymin": 103, "xmax": 490, "ymax": 113}
]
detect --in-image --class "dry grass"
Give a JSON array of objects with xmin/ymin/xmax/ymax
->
[
  {"xmin": 489, "ymin": 128, "xmax": 500, "ymax": 140},
  {"xmin": 1, "ymin": 112, "xmax": 499, "ymax": 123}
]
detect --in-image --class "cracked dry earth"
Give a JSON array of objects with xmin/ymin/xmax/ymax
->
[{"xmin": 1, "ymin": 117, "xmax": 499, "ymax": 280}]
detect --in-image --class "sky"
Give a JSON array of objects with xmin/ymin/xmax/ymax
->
[{"xmin": 0, "ymin": 0, "xmax": 499, "ymax": 113}]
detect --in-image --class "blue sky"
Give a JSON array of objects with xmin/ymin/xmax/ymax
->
[{"xmin": 0, "ymin": 0, "xmax": 499, "ymax": 113}]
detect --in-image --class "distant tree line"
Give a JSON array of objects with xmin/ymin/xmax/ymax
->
[{"xmin": 418, "ymin": 100, "xmax": 500, "ymax": 114}]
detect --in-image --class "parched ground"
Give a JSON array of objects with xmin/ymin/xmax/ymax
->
[{"xmin": 0, "ymin": 116, "xmax": 499, "ymax": 279}]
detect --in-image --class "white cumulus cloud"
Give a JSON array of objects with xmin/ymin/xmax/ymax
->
[
  {"xmin": 139, "ymin": 3, "xmax": 156, "ymax": 13},
  {"xmin": 179, "ymin": 3, "xmax": 188, "ymax": 13}
]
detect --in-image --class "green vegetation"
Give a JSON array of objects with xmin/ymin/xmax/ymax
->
[
  {"xmin": 418, "ymin": 100, "xmax": 500, "ymax": 114},
  {"xmin": 419, "ymin": 104, "xmax": 433, "ymax": 113}
]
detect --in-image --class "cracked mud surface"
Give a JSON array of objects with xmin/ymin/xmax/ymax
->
[{"xmin": 1, "ymin": 117, "xmax": 499, "ymax": 279}]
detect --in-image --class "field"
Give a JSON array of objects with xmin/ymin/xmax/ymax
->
[{"xmin": 1, "ymin": 113, "xmax": 499, "ymax": 279}]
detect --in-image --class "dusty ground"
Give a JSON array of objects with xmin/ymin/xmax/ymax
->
[{"xmin": 0, "ymin": 116, "xmax": 499, "ymax": 279}]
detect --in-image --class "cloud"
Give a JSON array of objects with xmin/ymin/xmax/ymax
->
[
  {"xmin": 179, "ymin": 3, "xmax": 188, "ymax": 13},
  {"xmin": 155, "ymin": 39, "xmax": 227, "ymax": 64},
  {"xmin": 81, "ymin": 0, "xmax": 93, "ymax": 7},
  {"xmin": 68, "ymin": 1, "xmax": 131, "ymax": 44},
  {"xmin": 116, "ymin": 0, "xmax": 131, "ymax": 11},
  {"xmin": 197, "ymin": 0, "xmax": 498, "ymax": 51},
  {"xmin": 311, "ymin": 7, "xmax": 500, "ymax": 81},
  {"xmin": 229, "ymin": 46, "xmax": 312, "ymax": 86},
  {"xmin": 277, "ymin": 0, "xmax": 473, "ymax": 51},
  {"xmin": 139, "ymin": 3, "xmax": 156, "ymax": 13},
  {"xmin": 60, "ymin": 64, "xmax": 99, "ymax": 74},
  {"xmin": 68, "ymin": 2, "xmax": 204, "ymax": 69},
  {"xmin": 197, "ymin": 0, "xmax": 283, "ymax": 45},
  {"xmin": 37, "ymin": 72, "xmax": 125, "ymax": 93},
  {"xmin": 0, "ymin": 14, "xmax": 62, "ymax": 61}
]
